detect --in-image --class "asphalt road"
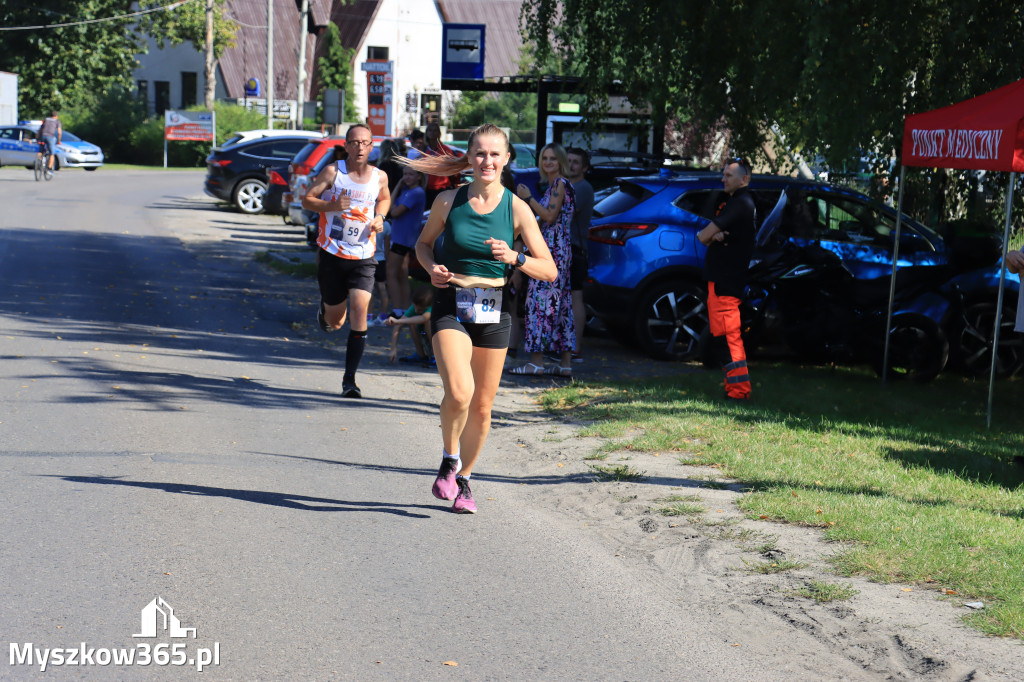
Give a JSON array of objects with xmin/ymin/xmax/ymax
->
[{"xmin": 0, "ymin": 168, "xmax": 772, "ymax": 681}]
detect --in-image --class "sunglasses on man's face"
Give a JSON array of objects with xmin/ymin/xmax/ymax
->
[
  {"xmin": 347, "ymin": 139, "xmax": 373, "ymax": 148},
  {"xmin": 725, "ymin": 156, "xmax": 751, "ymax": 173}
]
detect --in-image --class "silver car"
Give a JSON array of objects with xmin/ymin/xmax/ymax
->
[{"xmin": 0, "ymin": 123, "xmax": 104, "ymax": 170}]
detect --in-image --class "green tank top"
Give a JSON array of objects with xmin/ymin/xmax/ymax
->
[{"xmin": 439, "ymin": 185, "xmax": 515, "ymax": 279}]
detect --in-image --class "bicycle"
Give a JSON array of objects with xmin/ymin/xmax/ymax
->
[{"xmin": 34, "ymin": 142, "xmax": 54, "ymax": 182}]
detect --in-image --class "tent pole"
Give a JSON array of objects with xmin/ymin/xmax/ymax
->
[
  {"xmin": 881, "ymin": 165, "xmax": 908, "ymax": 387},
  {"xmin": 986, "ymin": 171, "xmax": 1017, "ymax": 428}
]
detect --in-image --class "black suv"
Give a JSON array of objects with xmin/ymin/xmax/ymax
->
[{"xmin": 204, "ymin": 136, "xmax": 313, "ymax": 214}]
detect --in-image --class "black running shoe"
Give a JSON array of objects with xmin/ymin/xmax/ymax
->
[
  {"xmin": 341, "ymin": 381, "xmax": 361, "ymax": 398},
  {"xmin": 317, "ymin": 300, "xmax": 333, "ymax": 333}
]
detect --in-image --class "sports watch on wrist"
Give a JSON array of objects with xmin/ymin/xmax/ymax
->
[{"xmin": 511, "ymin": 252, "xmax": 526, "ymax": 268}]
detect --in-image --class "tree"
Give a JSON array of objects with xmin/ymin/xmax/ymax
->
[
  {"xmin": 316, "ymin": 22, "xmax": 358, "ymax": 122},
  {"xmin": 139, "ymin": 0, "xmax": 237, "ymax": 110},
  {"xmin": 0, "ymin": 0, "xmax": 148, "ymax": 115},
  {"xmin": 449, "ymin": 90, "xmax": 537, "ymax": 136},
  {"xmin": 449, "ymin": 45, "xmax": 575, "ymax": 139},
  {"xmin": 522, "ymin": 0, "xmax": 1024, "ymax": 224}
]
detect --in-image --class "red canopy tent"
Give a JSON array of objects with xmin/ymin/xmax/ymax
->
[{"xmin": 886, "ymin": 77, "xmax": 1024, "ymax": 426}]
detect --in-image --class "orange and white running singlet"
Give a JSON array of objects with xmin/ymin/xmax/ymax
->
[{"xmin": 316, "ymin": 160, "xmax": 382, "ymax": 261}]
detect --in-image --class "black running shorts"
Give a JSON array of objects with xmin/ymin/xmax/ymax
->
[
  {"xmin": 430, "ymin": 285, "xmax": 511, "ymax": 349},
  {"xmin": 317, "ymin": 250, "xmax": 376, "ymax": 305}
]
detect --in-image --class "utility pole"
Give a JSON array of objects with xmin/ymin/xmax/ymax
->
[
  {"xmin": 295, "ymin": 0, "xmax": 309, "ymax": 130},
  {"xmin": 204, "ymin": 0, "xmax": 215, "ymax": 110},
  {"xmin": 266, "ymin": 0, "xmax": 274, "ymax": 129}
]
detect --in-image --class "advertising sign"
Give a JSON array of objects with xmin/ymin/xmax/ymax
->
[
  {"xmin": 164, "ymin": 110, "xmax": 215, "ymax": 142},
  {"xmin": 361, "ymin": 60, "xmax": 393, "ymax": 137}
]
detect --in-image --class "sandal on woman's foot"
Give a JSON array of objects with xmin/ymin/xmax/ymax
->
[
  {"xmin": 507, "ymin": 362, "xmax": 546, "ymax": 375},
  {"xmin": 549, "ymin": 366, "xmax": 572, "ymax": 378}
]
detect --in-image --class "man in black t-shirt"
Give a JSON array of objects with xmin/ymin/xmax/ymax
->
[{"xmin": 697, "ymin": 157, "xmax": 756, "ymax": 400}]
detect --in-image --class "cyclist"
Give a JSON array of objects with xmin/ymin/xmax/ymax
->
[{"xmin": 39, "ymin": 111, "xmax": 62, "ymax": 172}]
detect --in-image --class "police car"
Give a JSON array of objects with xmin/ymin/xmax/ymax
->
[{"xmin": 0, "ymin": 121, "xmax": 104, "ymax": 170}]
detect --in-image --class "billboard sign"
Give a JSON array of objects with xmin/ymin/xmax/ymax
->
[{"xmin": 164, "ymin": 110, "xmax": 215, "ymax": 142}]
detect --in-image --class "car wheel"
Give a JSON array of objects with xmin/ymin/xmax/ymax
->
[
  {"xmin": 950, "ymin": 298, "xmax": 1024, "ymax": 378},
  {"xmin": 84, "ymin": 167, "xmax": 97, "ymax": 171},
  {"xmin": 634, "ymin": 281, "xmax": 708, "ymax": 361},
  {"xmin": 233, "ymin": 178, "xmax": 267, "ymax": 214},
  {"xmin": 873, "ymin": 313, "xmax": 948, "ymax": 383}
]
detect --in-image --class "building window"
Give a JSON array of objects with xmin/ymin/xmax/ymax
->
[
  {"xmin": 181, "ymin": 72, "xmax": 197, "ymax": 108},
  {"xmin": 367, "ymin": 46, "xmax": 388, "ymax": 60},
  {"xmin": 155, "ymin": 81, "xmax": 171, "ymax": 116},
  {"xmin": 137, "ymin": 80, "xmax": 149, "ymax": 111}
]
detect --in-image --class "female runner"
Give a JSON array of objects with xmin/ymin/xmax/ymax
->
[{"xmin": 404, "ymin": 124, "xmax": 557, "ymax": 513}]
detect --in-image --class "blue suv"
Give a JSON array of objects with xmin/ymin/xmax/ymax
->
[{"xmin": 584, "ymin": 170, "xmax": 1022, "ymax": 376}]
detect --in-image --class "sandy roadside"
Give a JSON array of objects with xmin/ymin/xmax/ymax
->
[{"xmin": 172, "ymin": 196, "xmax": 1024, "ymax": 680}]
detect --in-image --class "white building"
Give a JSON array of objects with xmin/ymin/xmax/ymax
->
[{"xmin": 132, "ymin": 0, "xmax": 524, "ymax": 134}]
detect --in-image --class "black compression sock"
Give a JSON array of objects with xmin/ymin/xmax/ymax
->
[{"xmin": 344, "ymin": 329, "xmax": 368, "ymax": 382}]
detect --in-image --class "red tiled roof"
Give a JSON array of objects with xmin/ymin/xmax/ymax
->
[
  {"xmin": 308, "ymin": 0, "xmax": 383, "ymax": 100},
  {"xmin": 216, "ymin": 0, "xmax": 525, "ymax": 102},
  {"xmin": 218, "ymin": 0, "xmax": 334, "ymax": 100}
]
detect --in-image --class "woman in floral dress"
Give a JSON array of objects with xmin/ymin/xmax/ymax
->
[{"xmin": 511, "ymin": 143, "xmax": 576, "ymax": 377}]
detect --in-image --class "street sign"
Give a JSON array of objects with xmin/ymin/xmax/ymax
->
[
  {"xmin": 442, "ymin": 24, "xmax": 485, "ymax": 80},
  {"xmin": 323, "ymin": 88, "xmax": 344, "ymax": 125},
  {"xmin": 244, "ymin": 77, "xmax": 260, "ymax": 98}
]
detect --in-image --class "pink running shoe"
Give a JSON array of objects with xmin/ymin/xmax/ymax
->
[
  {"xmin": 452, "ymin": 476, "xmax": 477, "ymax": 514},
  {"xmin": 432, "ymin": 457, "xmax": 461, "ymax": 500}
]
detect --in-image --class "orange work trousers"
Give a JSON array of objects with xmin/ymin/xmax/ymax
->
[{"xmin": 707, "ymin": 282, "xmax": 751, "ymax": 400}]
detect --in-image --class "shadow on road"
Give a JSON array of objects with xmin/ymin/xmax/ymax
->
[{"xmin": 46, "ymin": 475, "xmax": 436, "ymax": 517}]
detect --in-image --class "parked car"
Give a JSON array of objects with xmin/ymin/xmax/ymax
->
[
  {"xmin": 204, "ymin": 135, "xmax": 314, "ymax": 214},
  {"xmin": 287, "ymin": 143, "xmax": 343, "ymax": 232},
  {"xmin": 0, "ymin": 123, "xmax": 104, "ymax": 170},
  {"xmin": 262, "ymin": 166, "xmax": 291, "ymax": 216},
  {"xmin": 585, "ymin": 171, "xmax": 1022, "ymax": 376},
  {"xmin": 218, "ymin": 129, "xmax": 323, "ymax": 148},
  {"xmin": 283, "ymin": 137, "xmax": 348, "ymax": 223},
  {"xmin": 513, "ymin": 149, "xmax": 668, "ymax": 200}
]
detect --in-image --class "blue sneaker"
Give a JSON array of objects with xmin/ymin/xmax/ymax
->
[{"xmin": 399, "ymin": 353, "xmax": 428, "ymax": 364}]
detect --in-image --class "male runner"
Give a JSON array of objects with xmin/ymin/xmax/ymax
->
[{"xmin": 302, "ymin": 124, "xmax": 391, "ymax": 398}]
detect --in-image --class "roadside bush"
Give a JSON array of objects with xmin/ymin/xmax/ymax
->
[
  {"xmin": 60, "ymin": 87, "xmax": 148, "ymax": 164},
  {"xmin": 165, "ymin": 102, "xmax": 268, "ymax": 166},
  {"xmin": 55, "ymin": 94, "xmax": 274, "ymax": 167}
]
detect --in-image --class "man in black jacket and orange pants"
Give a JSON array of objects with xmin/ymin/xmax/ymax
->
[{"xmin": 697, "ymin": 157, "xmax": 756, "ymax": 401}]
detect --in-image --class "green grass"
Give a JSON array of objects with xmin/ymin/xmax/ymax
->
[
  {"xmin": 657, "ymin": 501, "xmax": 705, "ymax": 516},
  {"xmin": 744, "ymin": 558, "xmax": 808, "ymax": 574},
  {"xmin": 794, "ymin": 580, "xmax": 860, "ymax": 603},
  {"xmin": 538, "ymin": 362, "xmax": 1024, "ymax": 638},
  {"xmin": 587, "ymin": 463, "xmax": 647, "ymax": 482},
  {"xmin": 256, "ymin": 251, "xmax": 317, "ymax": 278},
  {"xmin": 654, "ymin": 493, "xmax": 705, "ymax": 516}
]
